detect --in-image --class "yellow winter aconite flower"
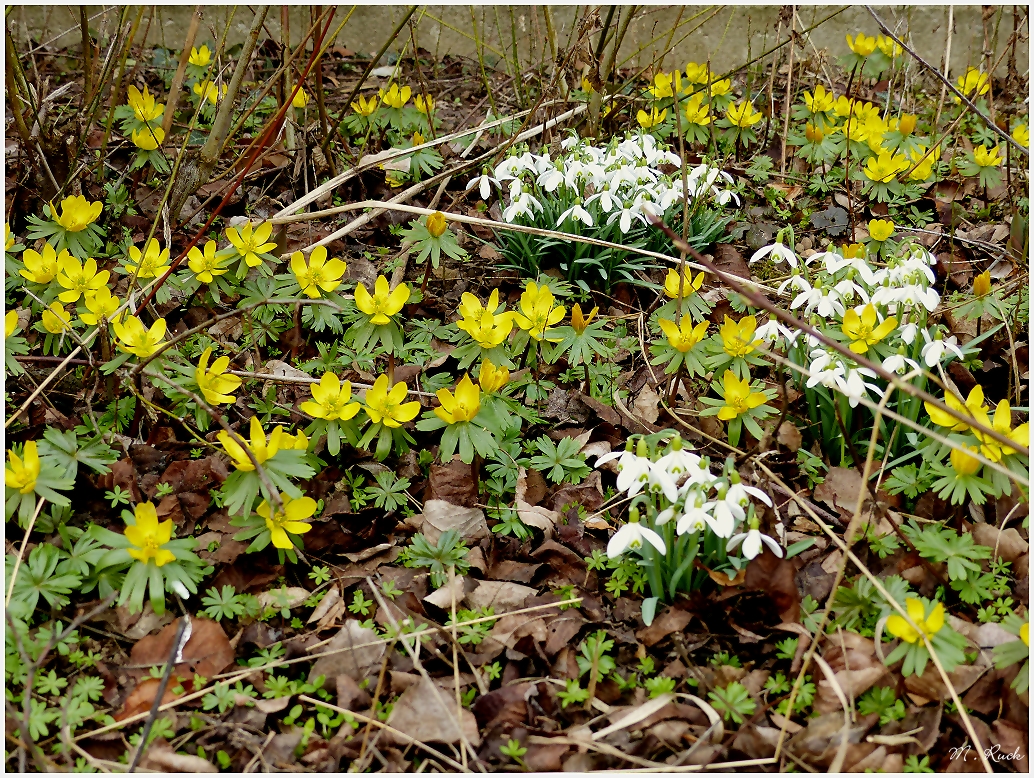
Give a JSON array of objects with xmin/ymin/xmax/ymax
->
[
  {"xmin": 875, "ymin": 35, "xmax": 902, "ymax": 59},
  {"xmin": 131, "ymin": 126, "xmax": 165, "ymax": 151},
  {"xmin": 805, "ymin": 123, "xmax": 825, "ymax": 143},
  {"xmin": 127, "ymin": 238, "xmax": 171, "ymax": 279},
  {"xmin": 351, "ymin": 94, "xmax": 378, "ymax": 116},
  {"xmin": 225, "ymin": 221, "xmax": 277, "ymax": 267},
  {"xmin": 842, "ymin": 304, "xmax": 897, "ymax": 354},
  {"xmin": 514, "ymin": 281, "xmax": 566, "ymax": 341},
  {"xmin": 287, "ymin": 430, "xmax": 309, "ymax": 451},
  {"xmin": 636, "ymin": 107, "xmax": 667, "ymax": 129},
  {"xmin": 5, "ymin": 310, "xmax": 19, "ymax": 338},
  {"xmin": 950, "ymin": 445, "xmax": 983, "ymax": 476},
  {"xmin": 803, "ymin": 84, "xmax": 835, "ymax": 114},
  {"xmin": 1012, "ymin": 124, "xmax": 1029, "ymax": 147},
  {"xmin": 955, "ymin": 67, "xmax": 990, "ymax": 100},
  {"xmin": 887, "ymin": 598, "xmax": 944, "ymax": 644},
  {"xmin": 717, "ymin": 370, "xmax": 767, "ymax": 421},
  {"xmin": 683, "ymin": 93, "xmax": 711, "ymax": 125},
  {"xmin": 725, "ymin": 101, "xmax": 762, "ymax": 128},
  {"xmin": 907, "ymin": 145, "xmax": 938, "ymax": 181},
  {"xmin": 218, "ymin": 416, "xmax": 284, "ymax": 471},
  {"xmin": 846, "ymin": 32, "xmax": 877, "ymax": 57},
  {"xmin": 41, "ymin": 302, "xmax": 73, "ymax": 334},
  {"xmin": 663, "ymin": 267, "xmax": 705, "ymax": 299},
  {"xmin": 290, "ymin": 246, "xmax": 347, "ymax": 299},
  {"xmin": 80, "ymin": 287, "xmax": 121, "ymax": 326},
  {"xmin": 291, "ymin": 88, "xmax": 309, "ymax": 108},
  {"xmin": 195, "ymin": 347, "xmax": 242, "ymax": 406},
  {"xmin": 867, "ymin": 219, "xmax": 895, "ymax": 242},
  {"xmin": 414, "ymin": 94, "xmax": 435, "ymax": 114},
  {"xmin": 972, "ymin": 400, "xmax": 1029, "ymax": 463},
  {"xmin": 972, "ymin": 145, "xmax": 1002, "ymax": 168},
  {"xmin": 478, "ymin": 359, "xmax": 509, "ymax": 394},
  {"xmin": 973, "ymin": 270, "xmax": 992, "ymax": 298},
  {"xmin": 258, "ymin": 494, "xmax": 316, "ymax": 550},
  {"xmin": 20, "ymin": 243, "xmax": 65, "ymax": 284},
  {"xmin": 125, "ymin": 502, "xmax": 176, "ymax": 566},
  {"xmin": 56, "ymin": 255, "xmax": 109, "ymax": 303},
  {"xmin": 1021, "ymin": 623, "xmax": 1029, "ymax": 647},
  {"xmin": 189, "ymin": 45, "xmax": 211, "ymax": 67},
  {"xmin": 379, "ymin": 83, "xmax": 411, "ymax": 109},
  {"xmin": 708, "ymin": 79, "xmax": 732, "ymax": 97},
  {"xmin": 659, "ymin": 318, "xmax": 708, "ymax": 353},
  {"xmin": 111, "ymin": 315, "xmax": 167, "ymax": 358},
  {"xmin": 891, "ymin": 114, "xmax": 917, "ymax": 136},
  {"xmin": 456, "ymin": 289, "xmax": 514, "ymax": 348},
  {"xmin": 434, "ymin": 374, "xmax": 481, "ymax": 424},
  {"xmin": 193, "ymin": 80, "xmax": 225, "ymax": 104},
  {"xmin": 299, "ymin": 372, "xmax": 361, "ymax": 421},
  {"xmin": 364, "ymin": 374, "xmax": 421, "ymax": 428},
  {"xmin": 925, "ymin": 385, "xmax": 988, "ymax": 432},
  {"xmin": 832, "ymin": 95, "xmax": 855, "ymax": 119},
  {"xmin": 6, "ymin": 440, "xmax": 40, "ymax": 494},
  {"xmin": 425, "ymin": 211, "xmax": 448, "ymax": 238},
  {"xmin": 354, "ymin": 275, "xmax": 410, "ymax": 325},
  {"xmin": 684, "ymin": 62, "xmax": 710, "ymax": 84},
  {"xmin": 863, "ymin": 151, "xmax": 909, "ymax": 183},
  {"xmin": 187, "ymin": 240, "xmax": 229, "ymax": 283},
  {"xmin": 570, "ymin": 303, "xmax": 598, "ymax": 334},
  {"xmin": 648, "ymin": 71, "xmax": 681, "ymax": 99},
  {"xmin": 719, "ymin": 315, "xmax": 760, "ymax": 357},
  {"xmin": 126, "ymin": 85, "xmax": 164, "ymax": 123},
  {"xmin": 6, "ymin": 223, "xmax": 14, "ymax": 251},
  {"xmin": 52, "ymin": 195, "xmax": 103, "ymax": 232}
]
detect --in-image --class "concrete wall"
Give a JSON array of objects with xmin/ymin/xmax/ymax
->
[{"xmin": 8, "ymin": 5, "xmax": 1027, "ymax": 79}]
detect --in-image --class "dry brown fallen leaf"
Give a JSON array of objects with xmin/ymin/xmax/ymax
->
[
  {"xmin": 465, "ymin": 580, "xmax": 537, "ymax": 611},
  {"xmin": 308, "ymin": 619, "xmax": 385, "ymax": 683},
  {"xmin": 384, "ymin": 676, "xmax": 481, "ymax": 747},
  {"xmin": 418, "ymin": 499, "xmax": 489, "ymax": 543},
  {"xmin": 130, "ymin": 616, "xmax": 235, "ymax": 681}
]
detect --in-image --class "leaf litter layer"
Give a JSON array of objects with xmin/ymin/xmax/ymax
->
[{"xmin": 3, "ymin": 5, "xmax": 1030, "ymax": 773}]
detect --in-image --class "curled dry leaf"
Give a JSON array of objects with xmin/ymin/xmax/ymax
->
[{"xmin": 418, "ymin": 499, "xmax": 488, "ymax": 543}]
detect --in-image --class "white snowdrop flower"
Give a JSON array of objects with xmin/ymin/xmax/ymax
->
[
  {"xmin": 170, "ymin": 580, "xmax": 190, "ymax": 599},
  {"xmin": 585, "ymin": 187, "xmax": 618, "ymax": 213},
  {"xmin": 727, "ymin": 481, "xmax": 773, "ymax": 510},
  {"xmin": 714, "ymin": 189, "xmax": 740, "ymax": 206},
  {"xmin": 814, "ymin": 291, "xmax": 845, "ymax": 319},
  {"xmin": 832, "ymin": 278, "xmax": 870, "ymax": 306},
  {"xmin": 656, "ymin": 447, "xmax": 702, "ymax": 478},
  {"xmin": 835, "ymin": 368, "xmax": 881, "ymax": 408},
  {"xmin": 537, "ymin": 166, "xmax": 565, "ymax": 193},
  {"xmin": 557, "ymin": 202, "xmax": 594, "ymax": 228},
  {"xmin": 676, "ymin": 502, "xmax": 710, "ymax": 535},
  {"xmin": 646, "ymin": 464, "xmax": 680, "ymax": 503},
  {"xmin": 465, "ymin": 172, "xmax": 501, "ymax": 200},
  {"xmin": 921, "ymin": 331, "xmax": 965, "ymax": 367},
  {"xmin": 727, "ymin": 528, "xmax": 783, "ymax": 560},
  {"xmin": 898, "ymin": 321, "xmax": 918, "ymax": 345},
  {"xmin": 750, "ymin": 242, "xmax": 799, "ymax": 269},
  {"xmin": 502, "ymin": 192, "xmax": 542, "ymax": 223},
  {"xmin": 702, "ymin": 499, "xmax": 738, "ymax": 538},
  {"xmin": 606, "ymin": 203, "xmax": 643, "ymax": 234},
  {"xmin": 607, "ymin": 522, "xmax": 666, "ymax": 558},
  {"xmin": 778, "ymin": 274, "xmax": 811, "ymax": 297},
  {"xmin": 655, "ymin": 506, "xmax": 677, "ymax": 526},
  {"xmin": 614, "ymin": 455, "xmax": 653, "ymax": 497},
  {"xmin": 883, "ymin": 353, "xmax": 921, "ymax": 376}
]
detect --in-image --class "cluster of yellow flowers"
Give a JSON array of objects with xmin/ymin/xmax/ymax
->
[{"xmin": 126, "ymin": 85, "xmax": 166, "ymax": 150}]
